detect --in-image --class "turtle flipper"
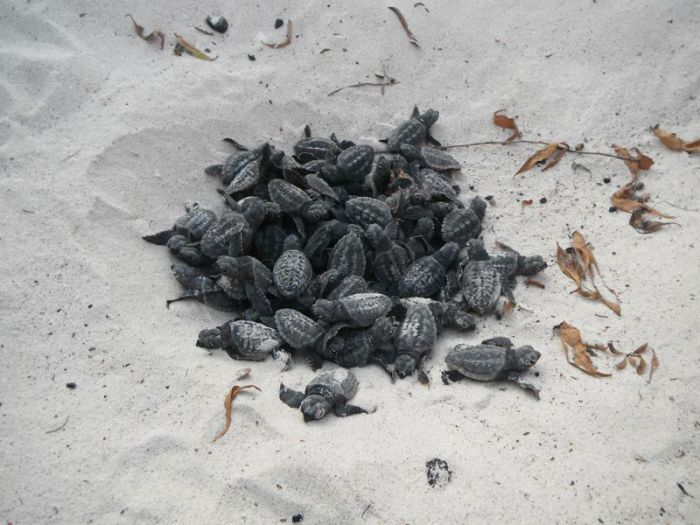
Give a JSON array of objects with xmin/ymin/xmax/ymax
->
[
  {"xmin": 334, "ymin": 401, "xmax": 368, "ymax": 418},
  {"xmin": 507, "ymin": 372, "xmax": 540, "ymax": 400},
  {"xmin": 143, "ymin": 229, "xmax": 175, "ymax": 245},
  {"xmin": 222, "ymin": 138, "xmax": 249, "ymax": 150},
  {"xmin": 279, "ymin": 383, "xmax": 306, "ymax": 408},
  {"xmin": 441, "ymin": 369, "xmax": 465, "ymax": 385},
  {"xmin": 205, "ymin": 164, "xmax": 223, "ymax": 177},
  {"xmin": 425, "ymin": 132, "xmax": 442, "ymax": 148},
  {"xmin": 166, "ymin": 289, "xmax": 201, "ymax": 308},
  {"xmin": 369, "ymin": 355, "xmax": 395, "ymax": 382},
  {"xmin": 245, "ymin": 282, "xmax": 273, "ymax": 317},
  {"xmin": 481, "ymin": 337, "xmax": 513, "ymax": 348}
]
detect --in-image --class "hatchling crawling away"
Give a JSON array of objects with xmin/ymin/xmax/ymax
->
[
  {"xmin": 443, "ymin": 337, "xmax": 542, "ymax": 399},
  {"xmin": 279, "ymin": 368, "xmax": 370, "ymax": 421}
]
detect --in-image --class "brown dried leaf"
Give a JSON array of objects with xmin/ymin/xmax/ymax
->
[
  {"xmin": 174, "ymin": 34, "xmax": 217, "ymax": 61},
  {"xmin": 556, "ymin": 244, "xmax": 582, "ymax": 289},
  {"xmin": 629, "ymin": 210, "xmax": 680, "ymax": 233},
  {"xmin": 493, "ymin": 110, "xmax": 521, "ymax": 142},
  {"xmin": 636, "ymin": 355, "xmax": 648, "ymax": 376},
  {"xmin": 632, "ymin": 148, "xmax": 654, "ymax": 171},
  {"xmin": 515, "ymin": 143, "xmax": 559, "ymax": 175},
  {"xmin": 632, "ymin": 343, "xmax": 649, "ymax": 356},
  {"xmin": 126, "ymin": 14, "xmax": 165, "ymax": 50},
  {"xmin": 263, "ymin": 19, "xmax": 293, "ymax": 48},
  {"xmin": 542, "ymin": 144, "xmax": 569, "ymax": 171},
  {"xmin": 607, "ymin": 342, "xmax": 624, "ymax": 355},
  {"xmin": 388, "ymin": 7, "xmax": 420, "ymax": 47},
  {"xmin": 571, "ymin": 231, "xmax": 595, "ymax": 276},
  {"xmin": 557, "ymin": 321, "xmax": 611, "ymax": 378},
  {"xmin": 615, "ymin": 357, "xmax": 628, "ymax": 370},
  {"xmin": 648, "ymin": 350, "xmax": 659, "ymax": 382},
  {"xmin": 652, "ymin": 125, "xmax": 686, "ymax": 151},
  {"xmin": 526, "ymin": 278, "xmax": 545, "ymax": 289},
  {"xmin": 212, "ymin": 384, "xmax": 261, "ymax": 443},
  {"xmin": 683, "ymin": 139, "xmax": 700, "ymax": 152},
  {"xmin": 521, "ymin": 199, "xmax": 533, "ymax": 207}
]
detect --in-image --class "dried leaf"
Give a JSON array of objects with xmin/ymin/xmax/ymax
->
[
  {"xmin": 615, "ymin": 357, "xmax": 628, "ymax": 370},
  {"xmin": 126, "ymin": 14, "xmax": 164, "ymax": 50},
  {"xmin": 632, "ymin": 148, "xmax": 654, "ymax": 171},
  {"xmin": 525, "ymin": 278, "xmax": 545, "ymax": 289},
  {"xmin": 174, "ymin": 34, "xmax": 217, "ymax": 61},
  {"xmin": 636, "ymin": 355, "xmax": 648, "ymax": 376},
  {"xmin": 683, "ymin": 139, "xmax": 700, "ymax": 152},
  {"xmin": 388, "ymin": 7, "xmax": 420, "ymax": 47},
  {"xmin": 263, "ymin": 19, "xmax": 293, "ymax": 48},
  {"xmin": 542, "ymin": 144, "xmax": 569, "ymax": 171},
  {"xmin": 493, "ymin": 110, "xmax": 521, "ymax": 142},
  {"xmin": 557, "ymin": 321, "xmax": 611, "ymax": 377},
  {"xmin": 571, "ymin": 231, "xmax": 595, "ymax": 276},
  {"xmin": 648, "ymin": 350, "xmax": 659, "ymax": 382},
  {"xmin": 652, "ymin": 125, "xmax": 686, "ymax": 151},
  {"xmin": 515, "ymin": 143, "xmax": 559, "ymax": 175},
  {"xmin": 212, "ymin": 384, "xmax": 261, "ymax": 442},
  {"xmin": 632, "ymin": 343, "xmax": 649, "ymax": 356},
  {"xmin": 607, "ymin": 342, "xmax": 624, "ymax": 355},
  {"xmin": 556, "ymin": 244, "xmax": 582, "ymax": 289},
  {"xmin": 521, "ymin": 199, "xmax": 533, "ymax": 207},
  {"xmin": 629, "ymin": 209, "xmax": 680, "ymax": 233}
]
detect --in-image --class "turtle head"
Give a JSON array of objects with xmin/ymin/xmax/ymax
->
[
  {"xmin": 215, "ymin": 255, "xmax": 240, "ymax": 276},
  {"xmin": 242, "ymin": 199, "xmax": 266, "ymax": 230},
  {"xmin": 517, "ymin": 255, "xmax": 547, "ymax": 276},
  {"xmin": 395, "ymin": 354, "xmax": 417, "ymax": 378},
  {"xmin": 466, "ymin": 239, "xmax": 489, "ymax": 261},
  {"xmin": 170, "ymin": 263, "xmax": 200, "ymax": 288},
  {"xmin": 510, "ymin": 345, "xmax": 541, "ymax": 371},
  {"xmin": 196, "ymin": 327, "xmax": 222, "ymax": 349},
  {"xmin": 365, "ymin": 223, "xmax": 388, "ymax": 249},
  {"xmin": 311, "ymin": 299, "xmax": 337, "ymax": 322},
  {"xmin": 300, "ymin": 394, "xmax": 331, "ymax": 421},
  {"xmin": 469, "ymin": 197, "xmax": 487, "ymax": 222},
  {"xmin": 419, "ymin": 109, "xmax": 439, "ymax": 128},
  {"xmin": 433, "ymin": 242, "xmax": 460, "ymax": 268}
]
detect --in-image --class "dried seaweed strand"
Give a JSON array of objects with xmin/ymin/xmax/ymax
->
[{"xmin": 388, "ymin": 7, "xmax": 420, "ymax": 47}]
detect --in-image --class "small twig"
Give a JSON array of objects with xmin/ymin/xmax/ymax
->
[
  {"xmin": 61, "ymin": 149, "xmax": 81, "ymax": 162},
  {"xmin": 361, "ymin": 504, "xmax": 372, "ymax": 518},
  {"xmin": 441, "ymin": 140, "xmax": 635, "ymax": 162},
  {"xmin": 388, "ymin": 7, "xmax": 420, "ymax": 47},
  {"xmin": 328, "ymin": 79, "xmax": 399, "ymax": 97},
  {"xmin": 677, "ymin": 482, "xmax": 693, "ymax": 498},
  {"xmin": 46, "ymin": 416, "xmax": 69, "ymax": 434},
  {"xmin": 195, "ymin": 26, "xmax": 214, "ymax": 36},
  {"xmin": 655, "ymin": 201, "xmax": 700, "ymax": 212}
]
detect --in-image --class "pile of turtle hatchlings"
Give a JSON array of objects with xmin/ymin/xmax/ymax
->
[{"xmin": 144, "ymin": 108, "xmax": 547, "ymax": 421}]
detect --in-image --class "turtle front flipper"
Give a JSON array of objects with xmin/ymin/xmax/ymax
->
[
  {"xmin": 441, "ymin": 369, "xmax": 465, "ymax": 385},
  {"xmin": 425, "ymin": 132, "xmax": 442, "ymax": 148},
  {"xmin": 143, "ymin": 229, "xmax": 175, "ymax": 245},
  {"xmin": 481, "ymin": 337, "xmax": 513, "ymax": 349},
  {"xmin": 507, "ymin": 372, "xmax": 540, "ymax": 400},
  {"xmin": 279, "ymin": 383, "xmax": 306, "ymax": 408},
  {"xmin": 205, "ymin": 164, "xmax": 223, "ymax": 177},
  {"xmin": 166, "ymin": 289, "xmax": 201, "ymax": 308},
  {"xmin": 244, "ymin": 282, "xmax": 273, "ymax": 317},
  {"xmin": 334, "ymin": 401, "xmax": 368, "ymax": 418}
]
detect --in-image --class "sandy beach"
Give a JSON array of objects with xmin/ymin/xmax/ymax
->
[{"xmin": 1, "ymin": 1, "xmax": 699, "ymax": 523}]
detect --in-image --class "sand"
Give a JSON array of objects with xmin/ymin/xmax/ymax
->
[{"xmin": 1, "ymin": 0, "xmax": 699, "ymax": 523}]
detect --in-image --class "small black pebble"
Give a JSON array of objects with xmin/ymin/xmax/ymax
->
[
  {"xmin": 206, "ymin": 15, "xmax": 229, "ymax": 33},
  {"xmin": 603, "ymin": 177, "xmax": 611, "ymax": 184},
  {"xmin": 275, "ymin": 18, "xmax": 284, "ymax": 29},
  {"xmin": 608, "ymin": 206, "xmax": 617, "ymax": 212},
  {"xmin": 66, "ymin": 382, "xmax": 77, "ymax": 389},
  {"xmin": 248, "ymin": 54, "xmax": 256, "ymax": 61},
  {"xmin": 539, "ymin": 197, "xmax": 547, "ymax": 204},
  {"xmin": 292, "ymin": 513, "xmax": 303, "ymax": 523}
]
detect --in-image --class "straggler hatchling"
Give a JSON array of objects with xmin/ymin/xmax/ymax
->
[
  {"xmin": 384, "ymin": 106, "xmax": 440, "ymax": 152},
  {"xmin": 143, "ymin": 202, "xmax": 217, "ymax": 245},
  {"xmin": 196, "ymin": 320, "xmax": 289, "ymax": 368},
  {"xmin": 279, "ymin": 368, "xmax": 368, "ymax": 421},
  {"xmin": 443, "ymin": 337, "xmax": 541, "ymax": 399}
]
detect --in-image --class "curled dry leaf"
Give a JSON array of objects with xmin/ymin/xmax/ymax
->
[
  {"xmin": 493, "ymin": 110, "xmax": 521, "ymax": 142},
  {"xmin": 615, "ymin": 357, "xmax": 628, "ymax": 370},
  {"xmin": 126, "ymin": 14, "xmax": 165, "ymax": 50},
  {"xmin": 212, "ymin": 384, "xmax": 261, "ymax": 443},
  {"xmin": 515, "ymin": 142, "xmax": 563, "ymax": 175},
  {"xmin": 648, "ymin": 350, "xmax": 659, "ymax": 383},
  {"xmin": 263, "ymin": 19, "xmax": 293, "ymax": 49},
  {"xmin": 556, "ymin": 321, "xmax": 611, "ymax": 377},
  {"xmin": 636, "ymin": 355, "xmax": 648, "ymax": 376},
  {"xmin": 543, "ymin": 143, "xmax": 569, "ymax": 171},
  {"xmin": 629, "ymin": 209, "xmax": 680, "ymax": 233},
  {"xmin": 388, "ymin": 7, "xmax": 420, "ymax": 47},
  {"xmin": 607, "ymin": 342, "xmax": 624, "ymax": 355},
  {"xmin": 556, "ymin": 244, "xmax": 582, "ymax": 289},
  {"xmin": 652, "ymin": 125, "xmax": 700, "ymax": 153},
  {"xmin": 174, "ymin": 34, "xmax": 217, "ymax": 61},
  {"xmin": 612, "ymin": 144, "xmax": 654, "ymax": 179},
  {"xmin": 525, "ymin": 278, "xmax": 545, "ymax": 289}
]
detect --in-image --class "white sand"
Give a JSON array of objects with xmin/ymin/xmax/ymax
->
[{"xmin": 1, "ymin": 1, "xmax": 699, "ymax": 523}]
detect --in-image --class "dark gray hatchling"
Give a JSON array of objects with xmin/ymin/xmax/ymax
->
[
  {"xmin": 384, "ymin": 107, "xmax": 440, "ymax": 152},
  {"xmin": 312, "ymin": 293, "xmax": 393, "ymax": 327},
  {"xmin": 336, "ymin": 145, "xmax": 375, "ymax": 182},
  {"xmin": 399, "ymin": 297, "xmax": 476, "ymax": 334},
  {"xmin": 316, "ymin": 317, "xmax": 397, "ymax": 370},
  {"xmin": 199, "ymin": 200, "xmax": 266, "ymax": 259},
  {"xmin": 459, "ymin": 240, "xmax": 546, "ymax": 317},
  {"xmin": 399, "ymin": 144, "xmax": 461, "ymax": 172},
  {"xmin": 268, "ymin": 179, "xmax": 329, "ymax": 222},
  {"xmin": 443, "ymin": 337, "xmax": 541, "ymax": 399},
  {"xmin": 224, "ymin": 143, "xmax": 272, "ymax": 195},
  {"xmin": 326, "ymin": 275, "xmax": 370, "ymax": 301},
  {"xmin": 398, "ymin": 242, "xmax": 460, "ymax": 298},
  {"xmin": 167, "ymin": 263, "xmax": 237, "ymax": 311},
  {"xmin": 440, "ymin": 198, "xmax": 486, "ymax": 246},
  {"xmin": 206, "ymin": 146, "xmax": 257, "ymax": 186},
  {"xmin": 272, "ymin": 237, "xmax": 313, "ymax": 300},
  {"xmin": 365, "ymin": 224, "xmax": 411, "ymax": 286},
  {"xmin": 414, "ymin": 168, "xmax": 461, "ymax": 204},
  {"xmin": 293, "ymin": 133, "xmax": 341, "ymax": 163},
  {"xmin": 394, "ymin": 302, "xmax": 437, "ymax": 379},
  {"xmin": 217, "ymin": 255, "xmax": 275, "ymax": 316},
  {"xmin": 279, "ymin": 368, "xmax": 369, "ymax": 421},
  {"xmin": 327, "ymin": 230, "xmax": 366, "ymax": 278},
  {"xmin": 196, "ymin": 320, "xmax": 290, "ymax": 368},
  {"xmin": 345, "ymin": 197, "xmax": 393, "ymax": 229},
  {"xmin": 143, "ymin": 202, "xmax": 217, "ymax": 246},
  {"xmin": 274, "ymin": 308, "xmax": 326, "ymax": 350}
]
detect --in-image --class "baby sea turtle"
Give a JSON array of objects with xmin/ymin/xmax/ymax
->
[
  {"xmin": 217, "ymin": 255, "xmax": 275, "ymax": 316},
  {"xmin": 443, "ymin": 337, "xmax": 541, "ymax": 399},
  {"xmin": 317, "ymin": 316, "xmax": 397, "ymax": 370},
  {"xmin": 325, "ymin": 275, "xmax": 369, "ymax": 300},
  {"xmin": 394, "ymin": 302, "xmax": 437, "ymax": 380},
  {"xmin": 398, "ymin": 242, "xmax": 460, "ymax": 298},
  {"xmin": 400, "ymin": 145, "xmax": 461, "ymax": 172},
  {"xmin": 224, "ymin": 143, "xmax": 273, "ymax": 195},
  {"xmin": 327, "ymin": 230, "xmax": 366, "ymax": 278},
  {"xmin": 167, "ymin": 263, "xmax": 236, "ymax": 311},
  {"xmin": 279, "ymin": 368, "xmax": 368, "ymax": 421},
  {"xmin": 196, "ymin": 320, "xmax": 289, "ymax": 367},
  {"xmin": 384, "ymin": 107, "xmax": 440, "ymax": 152},
  {"xmin": 365, "ymin": 224, "xmax": 411, "ymax": 285},
  {"xmin": 312, "ymin": 292, "xmax": 392, "ymax": 327},
  {"xmin": 272, "ymin": 237, "xmax": 313, "ymax": 299},
  {"xmin": 440, "ymin": 204, "xmax": 483, "ymax": 246},
  {"xmin": 336, "ymin": 145, "xmax": 374, "ymax": 182},
  {"xmin": 143, "ymin": 203, "xmax": 217, "ymax": 246},
  {"xmin": 200, "ymin": 201, "xmax": 266, "ymax": 258},
  {"xmin": 274, "ymin": 308, "xmax": 325, "ymax": 350},
  {"xmin": 345, "ymin": 197, "xmax": 393, "ymax": 228},
  {"xmin": 268, "ymin": 179, "xmax": 329, "ymax": 222},
  {"xmin": 293, "ymin": 131, "xmax": 341, "ymax": 163}
]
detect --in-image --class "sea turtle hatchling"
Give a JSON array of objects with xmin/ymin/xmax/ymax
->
[
  {"xmin": 196, "ymin": 320, "xmax": 290, "ymax": 368},
  {"xmin": 443, "ymin": 337, "xmax": 541, "ymax": 399},
  {"xmin": 399, "ymin": 144, "xmax": 462, "ymax": 172},
  {"xmin": 398, "ymin": 242, "xmax": 460, "ymax": 298},
  {"xmin": 279, "ymin": 368, "xmax": 369, "ymax": 421},
  {"xmin": 312, "ymin": 292, "xmax": 393, "ymax": 327},
  {"xmin": 384, "ymin": 107, "xmax": 440, "ymax": 152},
  {"xmin": 143, "ymin": 202, "xmax": 217, "ymax": 246},
  {"xmin": 394, "ymin": 302, "xmax": 437, "ymax": 380}
]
